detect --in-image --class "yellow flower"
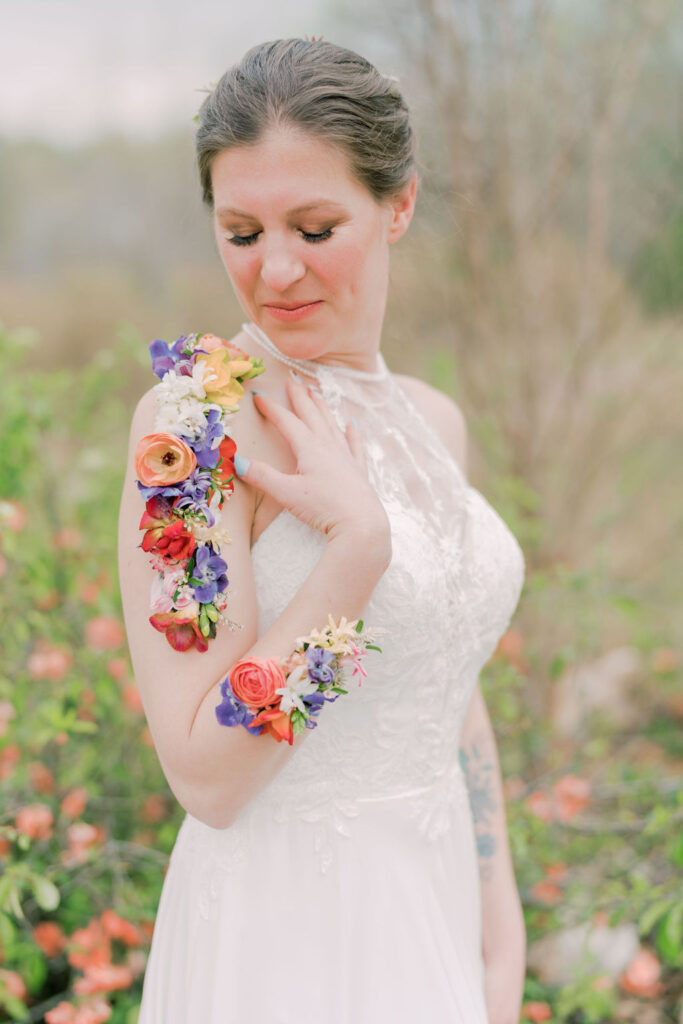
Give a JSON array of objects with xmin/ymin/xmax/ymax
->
[{"xmin": 195, "ymin": 350, "xmax": 254, "ymax": 409}]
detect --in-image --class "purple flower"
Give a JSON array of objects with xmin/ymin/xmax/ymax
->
[
  {"xmin": 181, "ymin": 408, "xmax": 225, "ymax": 470},
  {"xmin": 136, "ymin": 480, "xmax": 184, "ymax": 501},
  {"xmin": 172, "ymin": 467, "xmax": 214, "ymax": 520},
  {"xmin": 149, "ymin": 335, "xmax": 195, "ymax": 379},
  {"xmin": 305, "ymin": 647, "xmax": 336, "ymax": 685},
  {"xmin": 215, "ymin": 676, "xmax": 263, "ymax": 735},
  {"xmin": 190, "ymin": 545, "xmax": 228, "ymax": 602}
]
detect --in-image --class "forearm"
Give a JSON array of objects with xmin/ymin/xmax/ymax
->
[
  {"xmin": 185, "ymin": 527, "xmax": 390, "ymax": 829},
  {"xmin": 459, "ymin": 683, "xmax": 526, "ymax": 958}
]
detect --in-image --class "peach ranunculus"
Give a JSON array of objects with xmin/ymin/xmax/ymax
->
[
  {"xmin": 16, "ymin": 802, "xmax": 54, "ymax": 840},
  {"xmin": 196, "ymin": 333, "xmax": 249, "ymax": 359},
  {"xmin": 195, "ymin": 350, "xmax": 253, "ymax": 409},
  {"xmin": 134, "ymin": 433, "xmax": 197, "ymax": 487},
  {"xmin": 230, "ymin": 657, "xmax": 286, "ymax": 709}
]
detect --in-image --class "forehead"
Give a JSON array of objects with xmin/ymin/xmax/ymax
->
[{"xmin": 210, "ymin": 127, "xmax": 372, "ymax": 212}]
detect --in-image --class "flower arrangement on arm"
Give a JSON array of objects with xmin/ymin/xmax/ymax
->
[
  {"xmin": 134, "ymin": 332, "xmax": 265, "ymax": 654},
  {"xmin": 215, "ymin": 615, "xmax": 386, "ymax": 745}
]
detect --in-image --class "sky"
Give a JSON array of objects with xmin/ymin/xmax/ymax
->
[{"xmin": 1, "ymin": 0, "xmax": 376, "ymax": 145}]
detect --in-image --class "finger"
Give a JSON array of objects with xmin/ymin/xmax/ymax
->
[
  {"xmin": 233, "ymin": 454, "xmax": 297, "ymax": 508},
  {"xmin": 304, "ymin": 383, "xmax": 349, "ymax": 439},
  {"xmin": 345, "ymin": 422, "xmax": 369, "ymax": 476},
  {"xmin": 250, "ymin": 390, "xmax": 311, "ymax": 454},
  {"xmin": 285, "ymin": 372, "xmax": 335, "ymax": 437}
]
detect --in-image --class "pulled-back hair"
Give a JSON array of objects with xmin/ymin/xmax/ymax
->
[{"xmin": 194, "ymin": 38, "xmax": 417, "ymax": 208}]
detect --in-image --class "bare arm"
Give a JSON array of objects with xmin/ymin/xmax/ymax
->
[
  {"xmin": 118, "ymin": 375, "xmax": 391, "ymax": 831},
  {"xmin": 459, "ymin": 682, "xmax": 526, "ymax": 961}
]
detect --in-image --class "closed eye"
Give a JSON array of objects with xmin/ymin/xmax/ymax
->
[{"xmin": 225, "ymin": 228, "xmax": 334, "ymax": 247}]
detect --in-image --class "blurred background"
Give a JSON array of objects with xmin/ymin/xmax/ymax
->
[{"xmin": 1, "ymin": 2, "xmax": 682, "ymax": 1022}]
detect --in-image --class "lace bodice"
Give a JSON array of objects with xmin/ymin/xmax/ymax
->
[{"xmin": 180, "ymin": 325, "xmax": 525, "ymax": 886}]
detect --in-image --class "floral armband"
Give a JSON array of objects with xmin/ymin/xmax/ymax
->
[
  {"xmin": 134, "ymin": 332, "xmax": 264, "ymax": 654},
  {"xmin": 214, "ymin": 615, "xmax": 386, "ymax": 745}
]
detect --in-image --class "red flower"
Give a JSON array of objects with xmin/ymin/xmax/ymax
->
[
  {"xmin": 139, "ymin": 497, "xmax": 194, "ymax": 561},
  {"xmin": 215, "ymin": 436, "xmax": 237, "ymax": 500},
  {"xmin": 149, "ymin": 611, "xmax": 209, "ymax": 653}
]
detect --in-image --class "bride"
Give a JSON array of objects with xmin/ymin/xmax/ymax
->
[{"xmin": 118, "ymin": 36, "xmax": 526, "ymax": 1024}]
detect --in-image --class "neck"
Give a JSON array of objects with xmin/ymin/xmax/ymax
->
[{"xmin": 242, "ymin": 322, "xmax": 388, "ymax": 382}]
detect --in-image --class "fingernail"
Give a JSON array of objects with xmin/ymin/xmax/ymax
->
[
  {"xmin": 251, "ymin": 388, "xmax": 266, "ymax": 396},
  {"xmin": 351, "ymin": 415, "xmax": 360, "ymax": 429},
  {"xmin": 234, "ymin": 454, "xmax": 250, "ymax": 476}
]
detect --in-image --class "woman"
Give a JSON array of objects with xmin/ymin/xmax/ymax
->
[{"xmin": 118, "ymin": 37, "xmax": 526, "ymax": 1024}]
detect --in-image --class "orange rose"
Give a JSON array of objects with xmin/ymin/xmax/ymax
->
[
  {"xmin": 134, "ymin": 433, "xmax": 197, "ymax": 487},
  {"xmin": 230, "ymin": 657, "xmax": 285, "ymax": 709}
]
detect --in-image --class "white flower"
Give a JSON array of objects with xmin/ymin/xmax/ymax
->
[
  {"xmin": 275, "ymin": 664, "xmax": 319, "ymax": 716},
  {"xmin": 153, "ymin": 396, "xmax": 208, "ymax": 438},
  {"xmin": 188, "ymin": 491, "xmax": 233, "ymax": 550}
]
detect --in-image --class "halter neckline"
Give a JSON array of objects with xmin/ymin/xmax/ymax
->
[{"xmin": 241, "ymin": 322, "xmax": 389, "ymax": 382}]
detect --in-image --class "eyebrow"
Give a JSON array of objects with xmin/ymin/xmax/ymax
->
[{"xmin": 215, "ymin": 200, "xmax": 348, "ymax": 218}]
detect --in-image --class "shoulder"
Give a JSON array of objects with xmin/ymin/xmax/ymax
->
[{"xmin": 392, "ymin": 372, "xmax": 468, "ymax": 477}]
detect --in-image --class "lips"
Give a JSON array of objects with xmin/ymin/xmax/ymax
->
[{"xmin": 263, "ymin": 301, "xmax": 319, "ymax": 310}]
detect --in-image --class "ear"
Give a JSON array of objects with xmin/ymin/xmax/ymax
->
[{"xmin": 386, "ymin": 172, "xmax": 418, "ymax": 244}]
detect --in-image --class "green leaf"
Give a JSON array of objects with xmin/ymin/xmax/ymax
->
[
  {"xmin": 639, "ymin": 898, "xmax": 674, "ymax": 937},
  {"xmin": 365, "ymin": 644, "xmax": 382, "ymax": 652},
  {"xmin": 355, "ymin": 620, "xmax": 364, "ymax": 632},
  {"xmin": 32, "ymin": 875, "xmax": 60, "ymax": 912}
]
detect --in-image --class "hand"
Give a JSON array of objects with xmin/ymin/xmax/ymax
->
[
  {"xmin": 238, "ymin": 371, "xmax": 392, "ymax": 553},
  {"xmin": 482, "ymin": 930, "xmax": 526, "ymax": 1024}
]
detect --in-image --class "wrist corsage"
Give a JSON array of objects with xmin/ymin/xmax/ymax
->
[
  {"xmin": 134, "ymin": 332, "xmax": 264, "ymax": 653},
  {"xmin": 214, "ymin": 615, "xmax": 386, "ymax": 745}
]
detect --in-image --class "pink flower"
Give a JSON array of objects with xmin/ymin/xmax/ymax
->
[
  {"xmin": 85, "ymin": 616, "xmax": 125, "ymax": 651},
  {"xmin": 28, "ymin": 644, "xmax": 73, "ymax": 681},
  {"xmin": 61, "ymin": 786, "xmax": 89, "ymax": 819},
  {"xmin": 134, "ymin": 433, "xmax": 197, "ymax": 487},
  {"xmin": 619, "ymin": 947, "xmax": 663, "ymax": 997},
  {"xmin": 0, "ymin": 968, "xmax": 27, "ymax": 1000},
  {"xmin": 230, "ymin": 657, "xmax": 285, "ymax": 709},
  {"xmin": 16, "ymin": 802, "xmax": 54, "ymax": 840},
  {"xmin": 33, "ymin": 920, "xmax": 68, "ymax": 957}
]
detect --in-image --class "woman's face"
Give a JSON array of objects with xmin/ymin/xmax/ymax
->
[{"xmin": 210, "ymin": 126, "xmax": 415, "ymax": 367}]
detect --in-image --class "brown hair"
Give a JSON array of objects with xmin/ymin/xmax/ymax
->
[{"xmin": 194, "ymin": 38, "xmax": 417, "ymax": 209}]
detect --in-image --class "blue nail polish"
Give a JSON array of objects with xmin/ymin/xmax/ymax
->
[
  {"xmin": 251, "ymin": 388, "xmax": 266, "ymax": 396},
  {"xmin": 234, "ymin": 454, "xmax": 250, "ymax": 476},
  {"xmin": 351, "ymin": 416, "xmax": 360, "ymax": 429}
]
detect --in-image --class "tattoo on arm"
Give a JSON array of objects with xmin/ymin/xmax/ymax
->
[{"xmin": 459, "ymin": 735, "xmax": 497, "ymax": 882}]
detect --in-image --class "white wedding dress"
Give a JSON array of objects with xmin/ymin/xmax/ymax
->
[{"xmin": 137, "ymin": 323, "xmax": 525, "ymax": 1024}]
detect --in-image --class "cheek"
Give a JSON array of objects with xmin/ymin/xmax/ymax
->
[{"xmin": 315, "ymin": 238, "xmax": 377, "ymax": 292}]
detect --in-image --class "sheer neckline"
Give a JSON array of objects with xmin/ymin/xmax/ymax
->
[{"xmin": 241, "ymin": 321, "xmax": 389, "ymax": 382}]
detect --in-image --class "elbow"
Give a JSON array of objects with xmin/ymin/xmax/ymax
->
[{"xmin": 166, "ymin": 774, "xmax": 239, "ymax": 831}]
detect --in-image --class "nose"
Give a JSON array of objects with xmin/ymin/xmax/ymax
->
[{"xmin": 259, "ymin": 235, "xmax": 306, "ymax": 293}]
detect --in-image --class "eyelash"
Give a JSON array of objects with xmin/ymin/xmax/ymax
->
[{"xmin": 225, "ymin": 228, "xmax": 334, "ymax": 247}]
